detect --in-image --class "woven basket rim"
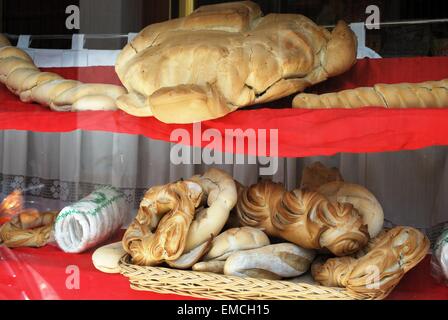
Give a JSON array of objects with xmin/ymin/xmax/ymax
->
[{"xmin": 118, "ymin": 254, "xmax": 391, "ymax": 300}]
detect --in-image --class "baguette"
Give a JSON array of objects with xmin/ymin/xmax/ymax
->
[
  {"xmin": 224, "ymin": 243, "xmax": 315, "ymax": 279},
  {"xmin": 293, "ymin": 79, "xmax": 448, "ymax": 109}
]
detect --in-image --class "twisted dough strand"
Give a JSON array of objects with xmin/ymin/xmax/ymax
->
[
  {"xmin": 312, "ymin": 226, "xmax": 429, "ymax": 296},
  {"xmin": 293, "ymin": 79, "xmax": 448, "ymax": 109},
  {"xmin": 0, "ymin": 34, "xmax": 126, "ymax": 111}
]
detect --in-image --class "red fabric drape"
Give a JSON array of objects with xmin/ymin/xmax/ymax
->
[{"xmin": 1, "ymin": 57, "xmax": 448, "ymax": 157}]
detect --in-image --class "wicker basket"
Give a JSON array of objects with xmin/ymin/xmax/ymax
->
[{"xmin": 119, "ymin": 255, "xmax": 394, "ymax": 300}]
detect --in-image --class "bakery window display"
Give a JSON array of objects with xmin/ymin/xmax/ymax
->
[
  {"xmin": 0, "ymin": 0, "xmax": 447, "ymax": 301},
  {"xmin": 87, "ymin": 166, "xmax": 430, "ymax": 300}
]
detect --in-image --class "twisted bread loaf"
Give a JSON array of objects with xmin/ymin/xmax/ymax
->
[
  {"xmin": 115, "ymin": 1, "xmax": 356, "ymax": 123},
  {"xmin": 0, "ymin": 35, "xmax": 126, "ymax": 111},
  {"xmin": 236, "ymin": 180, "xmax": 370, "ymax": 256},
  {"xmin": 311, "ymin": 226, "xmax": 429, "ymax": 296},
  {"xmin": 293, "ymin": 79, "xmax": 448, "ymax": 109},
  {"xmin": 0, "ymin": 210, "xmax": 58, "ymax": 247},
  {"xmin": 123, "ymin": 180, "xmax": 203, "ymax": 266}
]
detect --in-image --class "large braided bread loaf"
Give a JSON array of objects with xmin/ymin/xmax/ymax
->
[
  {"xmin": 236, "ymin": 180, "xmax": 376, "ymax": 256},
  {"xmin": 115, "ymin": 1, "xmax": 357, "ymax": 123}
]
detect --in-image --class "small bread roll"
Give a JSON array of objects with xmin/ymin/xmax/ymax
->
[
  {"xmin": 318, "ymin": 181, "xmax": 384, "ymax": 238},
  {"xmin": 192, "ymin": 260, "xmax": 226, "ymax": 274},
  {"xmin": 92, "ymin": 241, "xmax": 127, "ymax": 274},
  {"xmin": 203, "ymin": 227, "xmax": 270, "ymax": 261},
  {"xmin": 224, "ymin": 243, "xmax": 316, "ymax": 279}
]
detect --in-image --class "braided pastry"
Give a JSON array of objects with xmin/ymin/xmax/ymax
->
[
  {"xmin": 312, "ymin": 226, "xmax": 429, "ymax": 296},
  {"xmin": 122, "ymin": 180, "xmax": 203, "ymax": 266},
  {"xmin": 0, "ymin": 35, "xmax": 126, "ymax": 111},
  {"xmin": 0, "ymin": 209, "xmax": 59, "ymax": 247},
  {"xmin": 293, "ymin": 79, "xmax": 448, "ymax": 109},
  {"xmin": 236, "ymin": 180, "xmax": 370, "ymax": 256}
]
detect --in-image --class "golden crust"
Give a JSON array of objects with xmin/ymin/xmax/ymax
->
[
  {"xmin": 312, "ymin": 226, "xmax": 430, "ymax": 295},
  {"xmin": 236, "ymin": 180, "xmax": 370, "ymax": 256},
  {"xmin": 115, "ymin": 1, "xmax": 356, "ymax": 123}
]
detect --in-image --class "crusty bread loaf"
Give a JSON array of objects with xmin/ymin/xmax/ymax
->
[
  {"xmin": 236, "ymin": 180, "xmax": 370, "ymax": 256},
  {"xmin": 293, "ymin": 79, "xmax": 448, "ymax": 109},
  {"xmin": 0, "ymin": 36, "xmax": 127, "ymax": 111},
  {"xmin": 224, "ymin": 243, "xmax": 315, "ymax": 279},
  {"xmin": 203, "ymin": 226, "xmax": 270, "ymax": 261},
  {"xmin": 115, "ymin": 1, "xmax": 356, "ymax": 123},
  {"xmin": 312, "ymin": 226, "xmax": 429, "ymax": 295},
  {"xmin": 318, "ymin": 181, "xmax": 384, "ymax": 238}
]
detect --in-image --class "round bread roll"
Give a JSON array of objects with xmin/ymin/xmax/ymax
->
[
  {"xmin": 318, "ymin": 181, "xmax": 384, "ymax": 238},
  {"xmin": 203, "ymin": 227, "xmax": 270, "ymax": 261},
  {"xmin": 92, "ymin": 241, "xmax": 127, "ymax": 273},
  {"xmin": 224, "ymin": 243, "xmax": 316, "ymax": 280}
]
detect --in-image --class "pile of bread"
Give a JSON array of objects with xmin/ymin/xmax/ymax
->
[
  {"xmin": 0, "ymin": 34, "xmax": 125, "ymax": 111},
  {"xmin": 93, "ymin": 164, "xmax": 429, "ymax": 296}
]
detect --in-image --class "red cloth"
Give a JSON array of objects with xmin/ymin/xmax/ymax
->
[
  {"xmin": 0, "ymin": 241, "xmax": 446, "ymax": 300},
  {"xmin": 1, "ymin": 57, "xmax": 448, "ymax": 157}
]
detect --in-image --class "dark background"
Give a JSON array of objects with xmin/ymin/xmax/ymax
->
[{"xmin": 0, "ymin": 0, "xmax": 447, "ymax": 56}]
